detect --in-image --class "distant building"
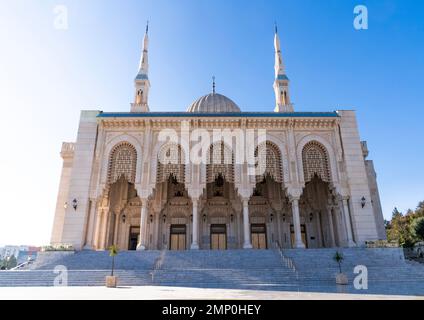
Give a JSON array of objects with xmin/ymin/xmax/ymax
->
[
  {"xmin": 0, "ymin": 246, "xmax": 20, "ymax": 260},
  {"xmin": 0, "ymin": 246, "xmax": 40, "ymax": 264}
]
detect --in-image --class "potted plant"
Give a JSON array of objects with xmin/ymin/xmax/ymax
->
[
  {"xmin": 333, "ymin": 251, "xmax": 348, "ymax": 285},
  {"xmin": 106, "ymin": 245, "xmax": 118, "ymax": 288}
]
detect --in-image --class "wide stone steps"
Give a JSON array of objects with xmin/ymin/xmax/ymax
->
[{"xmin": 1, "ymin": 248, "xmax": 423, "ymax": 295}]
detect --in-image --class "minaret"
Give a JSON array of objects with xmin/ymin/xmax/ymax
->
[
  {"xmin": 273, "ymin": 24, "xmax": 293, "ymax": 112},
  {"xmin": 131, "ymin": 22, "xmax": 150, "ymax": 112}
]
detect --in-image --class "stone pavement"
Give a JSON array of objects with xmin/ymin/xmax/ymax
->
[{"xmin": 0, "ymin": 285, "xmax": 423, "ymax": 300}]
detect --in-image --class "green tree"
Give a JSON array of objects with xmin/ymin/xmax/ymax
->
[
  {"xmin": 108, "ymin": 245, "xmax": 118, "ymax": 277},
  {"xmin": 1, "ymin": 256, "xmax": 18, "ymax": 270},
  {"xmin": 386, "ymin": 201, "xmax": 424, "ymax": 247},
  {"xmin": 387, "ymin": 208, "xmax": 414, "ymax": 247},
  {"xmin": 411, "ymin": 217, "xmax": 424, "ymax": 241},
  {"xmin": 333, "ymin": 251, "xmax": 344, "ymax": 273}
]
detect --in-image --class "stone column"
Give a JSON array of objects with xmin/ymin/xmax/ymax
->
[
  {"xmin": 113, "ymin": 212, "xmax": 120, "ymax": 246},
  {"xmin": 291, "ymin": 198, "xmax": 305, "ymax": 249},
  {"xmin": 100, "ymin": 208, "xmax": 109, "ymax": 249},
  {"xmin": 93, "ymin": 209, "xmax": 103, "ymax": 249},
  {"xmin": 137, "ymin": 199, "xmax": 148, "ymax": 250},
  {"xmin": 191, "ymin": 199, "xmax": 200, "ymax": 249},
  {"xmin": 316, "ymin": 211, "xmax": 324, "ymax": 247},
  {"xmin": 342, "ymin": 197, "xmax": 356, "ymax": 247},
  {"xmin": 327, "ymin": 207, "xmax": 336, "ymax": 247},
  {"xmin": 242, "ymin": 199, "xmax": 252, "ymax": 249}
]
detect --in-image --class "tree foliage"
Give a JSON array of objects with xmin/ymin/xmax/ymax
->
[
  {"xmin": 411, "ymin": 217, "xmax": 424, "ymax": 241},
  {"xmin": 386, "ymin": 201, "xmax": 424, "ymax": 247},
  {"xmin": 108, "ymin": 245, "xmax": 119, "ymax": 277},
  {"xmin": 0, "ymin": 256, "xmax": 17, "ymax": 270}
]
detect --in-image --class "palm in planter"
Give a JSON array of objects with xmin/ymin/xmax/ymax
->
[
  {"xmin": 106, "ymin": 245, "xmax": 119, "ymax": 288},
  {"xmin": 333, "ymin": 251, "xmax": 348, "ymax": 285}
]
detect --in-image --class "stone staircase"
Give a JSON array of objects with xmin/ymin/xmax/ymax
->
[{"xmin": 1, "ymin": 248, "xmax": 424, "ymax": 295}]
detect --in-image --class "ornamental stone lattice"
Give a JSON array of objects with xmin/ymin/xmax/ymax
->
[
  {"xmin": 107, "ymin": 142, "xmax": 137, "ymax": 184},
  {"xmin": 157, "ymin": 143, "xmax": 185, "ymax": 184},
  {"xmin": 207, "ymin": 142, "xmax": 234, "ymax": 183},
  {"xmin": 302, "ymin": 141, "xmax": 331, "ymax": 182},
  {"xmin": 255, "ymin": 142, "xmax": 283, "ymax": 183}
]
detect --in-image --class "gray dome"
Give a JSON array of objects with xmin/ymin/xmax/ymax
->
[{"xmin": 187, "ymin": 93, "xmax": 241, "ymax": 113}]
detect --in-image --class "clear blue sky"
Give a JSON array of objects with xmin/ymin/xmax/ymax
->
[{"xmin": 0, "ymin": 0, "xmax": 423, "ymax": 246}]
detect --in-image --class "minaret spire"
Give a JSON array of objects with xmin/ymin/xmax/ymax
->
[
  {"xmin": 273, "ymin": 24, "xmax": 293, "ymax": 112},
  {"xmin": 131, "ymin": 21, "xmax": 151, "ymax": 112},
  {"xmin": 138, "ymin": 21, "xmax": 149, "ymax": 75}
]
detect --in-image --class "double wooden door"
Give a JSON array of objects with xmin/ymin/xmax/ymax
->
[
  {"xmin": 170, "ymin": 225, "xmax": 186, "ymax": 250},
  {"xmin": 251, "ymin": 224, "xmax": 267, "ymax": 249},
  {"xmin": 210, "ymin": 224, "xmax": 227, "ymax": 250}
]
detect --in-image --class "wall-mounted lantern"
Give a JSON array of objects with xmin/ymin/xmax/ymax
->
[
  {"xmin": 361, "ymin": 197, "xmax": 366, "ymax": 208},
  {"xmin": 163, "ymin": 214, "xmax": 166, "ymax": 223},
  {"xmin": 282, "ymin": 214, "xmax": 286, "ymax": 222},
  {"xmin": 63, "ymin": 202, "xmax": 68, "ymax": 209},
  {"xmin": 270, "ymin": 213, "xmax": 274, "ymax": 222},
  {"xmin": 72, "ymin": 199, "xmax": 78, "ymax": 211},
  {"xmin": 203, "ymin": 214, "xmax": 207, "ymax": 223},
  {"xmin": 150, "ymin": 214, "xmax": 153, "ymax": 223},
  {"xmin": 230, "ymin": 214, "xmax": 234, "ymax": 223},
  {"xmin": 122, "ymin": 214, "xmax": 127, "ymax": 223},
  {"xmin": 309, "ymin": 213, "xmax": 313, "ymax": 222}
]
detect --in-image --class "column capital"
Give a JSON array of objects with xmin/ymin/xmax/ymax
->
[
  {"xmin": 139, "ymin": 198, "xmax": 148, "ymax": 207},
  {"xmin": 286, "ymin": 186, "xmax": 302, "ymax": 201},
  {"xmin": 288, "ymin": 195, "xmax": 300, "ymax": 203}
]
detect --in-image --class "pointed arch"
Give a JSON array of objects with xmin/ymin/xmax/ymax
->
[
  {"xmin": 107, "ymin": 142, "xmax": 137, "ymax": 184},
  {"xmin": 296, "ymin": 134, "xmax": 339, "ymax": 185},
  {"xmin": 206, "ymin": 141, "xmax": 234, "ymax": 183},
  {"xmin": 255, "ymin": 141, "xmax": 283, "ymax": 183},
  {"xmin": 157, "ymin": 143, "xmax": 185, "ymax": 184},
  {"xmin": 302, "ymin": 141, "xmax": 331, "ymax": 183}
]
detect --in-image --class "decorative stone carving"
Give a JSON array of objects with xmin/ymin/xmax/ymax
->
[
  {"xmin": 107, "ymin": 142, "xmax": 137, "ymax": 184},
  {"xmin": 302, "ymin": 141, "xmax": 331, "ymax": 183}
]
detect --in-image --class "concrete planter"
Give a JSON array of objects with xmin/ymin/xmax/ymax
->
[
  {"xmin": 335, "ymin": 273, "xmax": 348, "ymax": 285},
  {"xmin": 106, "ymin": 276, "xmax": 117, "ymax": 288}
]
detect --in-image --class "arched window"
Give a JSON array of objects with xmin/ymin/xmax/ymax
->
[
  {"xmin": 255, "ymin": 142, "xmax": 283, "ymax": 183},
  {"xmin": 136, "ymin": 89, "xmax": 143, "ymax": 104},
  {"xmin": 157, "ymin": 143, "xmax": 185, "ymax": 184},
  {"xmin": 302, "ymin": 141, "xmax": 331, "ymax": 182},
  {"xmin": 207, "ymin": 141, "xmax": 234, "ymax": 183},
  {"xmin": 108, "ymin": 142, "xmax": 137, "ymax": 184}
]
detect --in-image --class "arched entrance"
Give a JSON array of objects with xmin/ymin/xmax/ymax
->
[{"xmin": 299, "ymin": 141, "xmax": 344, "ymax": 248}]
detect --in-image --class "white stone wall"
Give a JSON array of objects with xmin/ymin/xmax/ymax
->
[
  {"xmin": 337, "ymin": 110, "xmax": 379, "ymax": 244},
  {"xmin": 365, "ymin": 159, "xmax": 386, "ymax": 239},
  {"xmin": 59, "ymin": 111, "xmax": 100, "ymax": 250},
  {"xmin": 50, "ymin": 143, "xmax": 75, "ymax": 244}
]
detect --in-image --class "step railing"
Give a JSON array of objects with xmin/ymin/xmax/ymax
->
[
  {"xmin": 274, "ymin": 241, "xmax": 297, "ymax": 273},
  {"xmin": 10, "ymin": 259, "xmax": 34, "ymax": 271},
  {"xmin": 150, "ymin": 250, "xmax": 166, "ymax": 283}
]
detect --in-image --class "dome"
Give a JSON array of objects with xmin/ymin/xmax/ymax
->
[{"xmin": 187, "ymin": 93, "xmax": 241, "ymax": 113}]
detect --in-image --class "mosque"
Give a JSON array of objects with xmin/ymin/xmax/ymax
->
[{"xmin": 50, "ymin": 25, "xmax": 386, "ymax": 251}]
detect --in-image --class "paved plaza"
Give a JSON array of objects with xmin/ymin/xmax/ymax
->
[{"xmin": 0, "ymin": 285, "xmax": 423, "ymax": 300}]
